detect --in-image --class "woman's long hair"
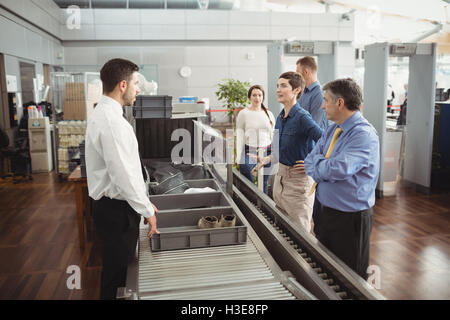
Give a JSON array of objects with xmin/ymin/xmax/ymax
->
[{"xmin": 248, "ymin": 85, "xmax": 273, "ymax": 127}]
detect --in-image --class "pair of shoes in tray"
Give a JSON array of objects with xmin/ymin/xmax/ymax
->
[{"xmin": 197, "ymin": 214, "xmax": 236, "ymax": 229}]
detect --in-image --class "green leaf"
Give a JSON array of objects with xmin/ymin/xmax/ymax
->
[{"xmin": 215, "ymin": 78, "xmax": 251, "ymax": 111}]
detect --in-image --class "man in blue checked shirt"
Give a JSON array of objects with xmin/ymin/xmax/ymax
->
[
  {"xmin": 296, "ymin": 57, "xmax": 328, "ymax": 238},
  {"xmin": 302, "ymin": 78, "xmax": 380, "ymax": 280},
  {"xmin": 296, "ymin": 56, "xmax": 328, "ymax": 130}
]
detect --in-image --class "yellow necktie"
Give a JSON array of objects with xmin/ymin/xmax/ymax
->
[{"xmin": 308, "ymin": 127, "xmax": 343, "ymax": 196}]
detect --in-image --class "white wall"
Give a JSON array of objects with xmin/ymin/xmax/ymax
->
[
  {"xmin": 59, "ymin": 9, "xmax": 354, "ymax": 42},
  {"xmin": 0, "ymin": 2, "xmax": 63, "ymax": 65},
  {"xmin": 63, "ymin": 43, "xmax": 268, "ymax": 108},
  {"xmin": 63, "ymin": 41, "xmax": 355, "ymax": 108},
  {"xmin": 1, "ymin": 5, "xmax": 355, "ymax": 109},
  {"xmin": 60, "ymin": 10, "xmax": 354, "ymax": 107},
  {"xmin": 336, "ymin": 42, "xmax": 356, "ymax": 78},
  {"xmin": 0, "ymin": 0, "xmax": 61, "ymax": 38}
]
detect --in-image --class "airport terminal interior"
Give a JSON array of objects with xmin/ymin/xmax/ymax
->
[{"xmin": 0, "ymin": 0, "xmax": 449, "ymax": 300}]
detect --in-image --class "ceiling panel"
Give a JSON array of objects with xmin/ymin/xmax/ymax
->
[
  {"xmin": 91, "ymin": 0, "xmax": 127, "ymax": 8},
  {"xmin": 53, "ymin": 0, "xmax": 90, "ymax": 8},
  {"xmin": 53, "ymin": 0, "xmax": 235, "ymax": 9},
  {"xmin": 129, "ymin": 0, "xmax": 165, "ymax": 9}
]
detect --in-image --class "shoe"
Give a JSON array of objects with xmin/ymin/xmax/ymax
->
[
  {"xmin": 198, "ymin": 216, "xmax": 219, "ymax": 229},
  {"xmin": 219, "ymin": 214, "xmax": 236, "ymax": 227}
]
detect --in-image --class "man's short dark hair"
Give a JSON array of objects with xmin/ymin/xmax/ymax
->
[
  {"xmin": 100, "ymin": 58, "xmax": 139, "ymax": 93},
  {"xmin": 323, "ymin": 78, "xmax": 362, "ymax": 111},
  {"xmin": 296, "ymin": 56, "xmax": 318, "ymax": 73}
]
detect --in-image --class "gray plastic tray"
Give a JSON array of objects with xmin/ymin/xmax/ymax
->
[
  {"xmin": 150, "ymin": 207, "xmax": 247, "ymax": 251},
  {"xmin": 184, "ymin": 179, "xmax": 220, "ymax": 191},
  {"xmin": 149, "ymin": 191, "xmax": 229, "ymax": 210}
]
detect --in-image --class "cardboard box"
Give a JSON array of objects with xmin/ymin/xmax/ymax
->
[
  {"xmin": 64, "ymin": 100, "xmax": 86, "ymax": 120},
  {"xmin": 63, "ymin": 82, "xmax": 100, "ymax": 120},
  {"xmin": 65, "ymin": 83, "xmax": 85, "ymax": 101}
]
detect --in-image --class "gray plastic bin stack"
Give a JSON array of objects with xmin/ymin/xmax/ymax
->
[
  {"xmin": 149, "ymin": 179, "xmax": 247, "ymax": 252},
  {"xmin": 133, "ymin": 95, "xmax": 172, "ymax": 119}
]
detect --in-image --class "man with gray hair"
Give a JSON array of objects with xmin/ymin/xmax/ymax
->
[{"xmin": 302, "ymin": 78, "xmax": 380, "ymax": 280}]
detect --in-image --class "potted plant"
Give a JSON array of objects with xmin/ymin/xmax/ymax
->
[
  {"xmin": 215, "ymin": 78, "xmax": 250, "ymax": 127},
  {"xmin": 215, "ymin": 79, "xmax": 250, "ymax": 165}
]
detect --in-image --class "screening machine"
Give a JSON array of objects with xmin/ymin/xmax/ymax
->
[
  {"xmin": 118, "ymin": 162, "xmax": 384, "ymax": 300},
  {"xmin": 118, "ymin": 112, "xmax": 384, "ymax": 300}
]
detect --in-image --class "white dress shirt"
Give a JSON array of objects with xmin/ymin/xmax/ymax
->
[{"xmin": 85, "ymin": 95, "xmax": 155, "ymax": 218}]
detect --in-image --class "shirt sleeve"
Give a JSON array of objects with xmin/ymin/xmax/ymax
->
[
  {"xmin": 100, "ymin": 116, "xmax": 155, "ymax": 218},
  {"xmin": 304, "ymin": 133, "xmax": 326, "ymax": 180},
  {"xmin": 305, "ymin": 130, "xmax": 377, "ymax": 183},
  {"xmin": 308, "ymin": 91, "xmax": 325, "ymax": 126},
  {"xmin": 235, "ymin": 110, "xmax": 245, "ymax": 164},
  {"xmin": 300, "ymin": 113, "xmax": 323, "ymax": 142}
]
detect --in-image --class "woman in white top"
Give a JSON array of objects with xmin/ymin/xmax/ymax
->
[{"xmin": 236, "ymin": 85, "xmax": 275, "ymax": 194}]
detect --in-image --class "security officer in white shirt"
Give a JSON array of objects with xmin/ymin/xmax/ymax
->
[{"xmin": 85, "ymin": 58, "xmax": 158, "ymax": 300}]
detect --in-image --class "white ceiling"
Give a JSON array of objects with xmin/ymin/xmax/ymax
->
[
  {"xmin": 266, "ymin": 0, "xmax": 449, "ymax": 24},
  {"xmin": 264, "ymin": 0, "xmax": 450, "ymax": 45},
  {"xmin": 51, "ymin": 0, "xmax": 450, "ymax": 45}
]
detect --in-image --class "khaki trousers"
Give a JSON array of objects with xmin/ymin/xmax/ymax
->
[{"xmin": 273, "ymin": 163, "xmax": 315, "ymax": 233}]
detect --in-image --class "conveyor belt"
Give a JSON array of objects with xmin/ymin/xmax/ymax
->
[
  {"xmin": 230, "ymin": 167, "xmax": 385, "ymax": 300},
  {"xmin": 120, "ymin": 163, "xmax": 383, "ymax": 300},
  {"xmin": 136, "ymin": 226, "xmax": 296, "ymax": 300},
  {"xmin": 248, "ymin": 200, "xmax": 350, "ymax": 299}
]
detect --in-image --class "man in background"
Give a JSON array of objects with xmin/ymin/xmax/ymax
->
[
  {"xmin": 296, "ymin": 56, "xmax": 327, "ymax": 130},
  {"xmin": 296, "ymin": 56, "xmax": 328, "ymax": 236}
]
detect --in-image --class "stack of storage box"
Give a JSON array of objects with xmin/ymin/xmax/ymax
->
[
  {"xmin": 57, "ymin": 120, "xmax": 86, "ymax": 174},
  {"xmin": 64, "ymin": 83, "xmax": 86, "ymax": 120}
]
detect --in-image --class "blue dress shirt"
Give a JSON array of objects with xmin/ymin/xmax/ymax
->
[
  {"xmin": 304, "ymin": 111, "xmax": 380, "ymax": 212},
  {"xmin": 273, "ymin": 102, "xmax": 323, "ymax": 167},
  {"xmin": 298, "ymin": 81, "xmax": 328, "ymax": 130}
]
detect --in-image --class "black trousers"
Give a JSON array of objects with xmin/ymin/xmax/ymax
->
[
  {"xmin": 312, "ymin": 194, "xmax": 321, "ymax": 236},
  {"xmin": 315, "ymin": 199, "xmax": 373, "ymax": 280},
  {"xmin": 92, "ymin": 197, "xmax": 141, "ymax": 300}
]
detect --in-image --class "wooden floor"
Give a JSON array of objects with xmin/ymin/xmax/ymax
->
[{"xmin": 0, "ymin": 172, "xmax": 448, "ymax": 300}]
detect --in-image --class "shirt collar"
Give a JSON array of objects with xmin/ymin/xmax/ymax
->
[
  {"xmin": 281, "ymin": 102, "xmax": 300, "ymax": 119},
  {"xmin": 305, "ymin": 81, "xmax": 320, "ymax": 92},
  {"xmin": 339, "ymin": 111, "xmax": 362, "ymax": 133},
  {"xmin": 99, "ymin": 95, "xmax": 123, "ymax": 117}
]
